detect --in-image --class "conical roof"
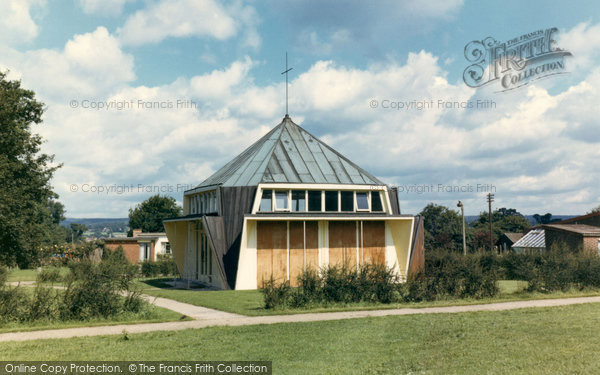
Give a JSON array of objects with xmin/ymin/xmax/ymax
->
[{"xmin": 197, "ymin": 115, "xmax": 384, "ymax": 188}]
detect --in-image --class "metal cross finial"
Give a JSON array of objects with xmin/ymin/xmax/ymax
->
[{"xmin": 281, "ymin": 52, "xmax": 293, "ymax": 116}]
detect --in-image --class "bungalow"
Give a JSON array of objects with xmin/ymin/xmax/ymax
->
[
  {"xmin": 104, "ymin": 229, "xmax": 170, "ymax": 263},
  {"xmin": 544, "ymin": 224, "xmax": 600, "ymax": 254},
  {"xmin": 163, "ymin": 115, "xmax": 425, "ymax": 290}
]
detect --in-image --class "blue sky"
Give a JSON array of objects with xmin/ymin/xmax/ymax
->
[{"xmin": 2, "ymin": 0, "xmax": 600, "ymax": 217}]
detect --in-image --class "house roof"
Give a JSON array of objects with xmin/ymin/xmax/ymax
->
[
  {"xmin": 512, "ymin": 229, "xmax": 546, "ymax": 249},
  {"xmin": 503, "ymin": 232, "xmax": 524, "ymax": 243},
  {"xmin": 104, "ymin": 232, "xmax": 166, "ymax": 241},
  {"xmin": 543, "ymin": 224, "xmax": 600, "ymax": 236},
  {"xmin": 554, "ymin": 211, "xmax": 600, "ymax": 225},
  {"xmin": 195, "ymin": 115, "xmax": 384, "ymax": 188}
]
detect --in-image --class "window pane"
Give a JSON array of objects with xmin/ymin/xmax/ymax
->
[
  {"xmin": 341, "ymin": 191, "xmax": 354, "ymax": 212},
  {"xmin": 356, "ymin": 192, "xmax": 369, "ymax": 210},
  {"xmin": 308, "ymin": 191, "xmax": 322, "ymax": 211},
  {"xmin": 292, "ymin": 190, "xmax": 306, "ymax": 212},
  {"xmin": 325, "ymin": 191, "xmax": 339, "ymax": 212},
  {"xmin": 259, "ymin": 189, "xmax": 272, "ymax": 211},
  {"xmin": 275, "ymin": 191, "xmax": 289, "ymax": 210},
  {"xmin": 371, "ymin": 191, "xmax": 383, "ymax": 211}
]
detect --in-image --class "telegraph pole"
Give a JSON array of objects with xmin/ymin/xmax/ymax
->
[{"xmin": 487, "ymin": 193, "xmax": 494, "ymax": 252}]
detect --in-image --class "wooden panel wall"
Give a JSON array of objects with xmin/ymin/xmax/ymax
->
[
  {"xmin": 328, "ymin": 221, "xmax": 357, "ymax": 268},
  {"xmin": 361, "ymin": 221, "xmax": 385, "ymax": 265},
  {"xmin": 257, "ymin": 221, "xmax": 287, "ymax": 287},
  {"xmin": 289, "ymin": 221, "xmax": 319, "ymax": 286}
]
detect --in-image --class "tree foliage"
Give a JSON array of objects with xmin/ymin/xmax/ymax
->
[
  {"xmin": 533, "ymin": 213, "xmax": 561, "ymax": 225},
  {"xmin": 419, "ymin": 203, "xmax": 464, "ymax": 252},
  {"xmin": 0, "ymin": 72, "xmax": 64, "ymax": 268},
  {"xmin": 128, "ymin": 194, "xmax": 182, "ymax": 234},
  {"xmin": 470, "ymin": 207, "xmax": 530, "ymax": 250}
]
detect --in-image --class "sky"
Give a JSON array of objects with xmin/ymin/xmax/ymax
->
[{"xmin": 1, "ymin": 0, "xmax": 599, "ymax": 217}]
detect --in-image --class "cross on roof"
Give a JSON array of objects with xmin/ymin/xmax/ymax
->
[{"xmin": 281, "ymin": 52, "xmax": 293, "ymax": 116}]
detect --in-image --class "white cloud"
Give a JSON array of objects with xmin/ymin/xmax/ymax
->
[
  {"xmin": 78, "ymin": 0, "xmax": 131, "ymax": 17},
  {"xmin": 118, "ymin": 0, "xmax": 259, "ymax": 47},
  {"xmin": 5, "ymin": 27, "xmax": 134, "ymax": 100},
  {"xmin": 0, "ymin": 0, "xmax": 45, "ymax": 46},
  {"xmin": 559, "ymin": 22, "xmax": 600, "ymax": 71}
]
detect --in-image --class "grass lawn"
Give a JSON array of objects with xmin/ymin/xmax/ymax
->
[
  {"xmin": 2, "ymin": 302, "xmax": 600, "ymax": 374},
  {"xmin": 0, "ymin": 305, "xmax": 186, "ymax": 334},
  {"xmin": 6, "ymin": 267, "xmax": 70, "ymax": 282},
  {"xmin": 138, "ymin": 278, "xmax": 600, "ymax": 316}
]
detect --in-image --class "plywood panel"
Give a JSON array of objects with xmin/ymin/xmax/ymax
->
[
  {"xmin": 288, "ymin": 221, "xmax": 320, "ymax": 286},
  {"xmin": 257, "ymin": 221, "xmax": 287, "ymax": 287},
  {"xmin": 305, "ymin": 221, "xmax": 319, "ymax": 272},
  {"xmin": 289, "ymin": 221, "xmax": 304, "ymax": 287},
  {"xmin": 362, "ymin": 221, "xmax": 386, "ymax": 265},
  {"xmin": 328, "ymin": 221, "xmax": 357, "ymax": 268}
]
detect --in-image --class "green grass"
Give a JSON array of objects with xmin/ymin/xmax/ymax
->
[
  {"xmin": 2, "ymin": 302, "xmax": 600, "ymax": 374},
  {"xmin": 6, "ymin": 267, "xmax": 70, "ymax": 282},
  {"xmin": 138, "ymin": 278, "xmax": 600, "ymax": 316},
  {"xmin": 0, "ymin": 305, "xmax": 185, "ymax": 334}
]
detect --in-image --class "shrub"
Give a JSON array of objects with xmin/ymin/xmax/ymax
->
[
  {"xmin": 263, "ymin": 263, "xmax": 405, "ymax": 309},
  {"xmin": 157, "ymin": 254, "xmax": 176, "ymax": 276},
  {"xmin": 0, "ymin": 266, "xmax": 7, "ymax": 286},
  {"xmin": 0, "ymin": 287, "xmax": 29, "ymax": 323},
  {"xmin": 37, "ymin": 266, "xmax": 63, "ymax": 283},
  {"xmin": 421, "ymin": 250, "xmax": 499, "ymax": 299},
  {"xmin": 27, "ymin": 285, "xmax": 61, "ymax": 321},
  {"xmin": 141, "ymin": 254, "xmax": 176, "ymax": 277},
  {"xmin": 61, "ymin": 256, "xmax": 143, "ymax": 320},
  {"xmin": 262, "ymin": 276, "xmax": 293, "ymax": 309},
  {"xmin": 141, "ymin": 261, "xmax": 161, "ymax": 277}
]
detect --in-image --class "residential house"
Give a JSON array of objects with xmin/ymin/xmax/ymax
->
[{"xmin": 104, "ymin": 229, "xmax": 170, "ymax": 263}]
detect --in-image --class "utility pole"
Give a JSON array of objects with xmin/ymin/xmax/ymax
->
[
  {"xmin": 457, "ymin": 201, "xmax": 466, "ymax": 255},
  {"xmin": 487, "ymin": 193, "xmax": 494, "ymax": 252}
]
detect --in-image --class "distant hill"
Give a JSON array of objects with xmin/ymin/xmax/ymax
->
[
  {"xmin": 61, "ymin": 218, "xmax": 129, "ymax": 236},
  {"xmin": 465, "ymin": 215, "xmax": 578, "ymax": 226}
]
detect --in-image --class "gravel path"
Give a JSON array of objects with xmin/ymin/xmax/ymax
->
[{"xmin": 2, "ymin": 295, "xmax": 600, "ymax": 342}]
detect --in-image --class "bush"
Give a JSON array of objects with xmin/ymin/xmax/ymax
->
[
  {"xmin": 419, "ymin": 250, "xmax": 499, "ymax": 300},
  {"xmin": 141, "ymin": 261, "xmax": 161, "ymax": 277},
  {"xmin": 262, "ymin": 252, "xmax": 501, "ymax": 310},
  {"xmin": 262, "ymin": 276, "xmax": 293, "ymax": 309},
  {"xmin": 141, "ymin": 254, "xmax": 176, "ymax": 277},
  {"xmin": 37, "ymin": 266, "xmax": 63, "ymax": 283},
  {"xmin": 27, "ymin": 285, "xmax": 61, "ymax": 321},
  {"xmin": 0, "ymin": 266, "xmax": 7, "ymax": 286},
  {"xmin": 0, "ymin": 252, "xmax": 149, "ymax": 323},
  {"xmin": 0, "ymin": 287, "xmax": 29, "ymax": 323},
  {"xmin": 262, "ymin": 263, "xmax": 405, "ymax": 309}
]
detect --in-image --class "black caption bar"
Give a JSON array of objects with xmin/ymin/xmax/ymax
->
[{"xmin": 0, "ymin": 362, "xmax": 272, "ymax": 375}]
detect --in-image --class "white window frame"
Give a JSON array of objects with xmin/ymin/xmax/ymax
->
[
  {"xmin": 274, "ymin": 190, "xmax": 290, "ymax": 212},
  {"xmin": 355, "ymin": 191, "xmax": 370, "ymax": 211}
]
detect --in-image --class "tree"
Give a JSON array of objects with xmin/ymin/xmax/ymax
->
[
  {"xmin": 587, "ymin": 206, "xmax": 600, "ymax": 214},
  {"xmin": 128, "ymin": 195, "xmax": 182, "ymax": 235},
  {"xmin": 419, "ymin": 203, "xmax": 464, "ymax": 252},
  {"xmin": 0, "ymin": 72, "xmax": 63, "ymax": 268},
  {"xmin": 533, "ymin": 213, "xmax": 561, "ymax": 225},
  {"xmin": 470, "ymin": 207, "xmax": 530, "ymax": 250},
  {"xmin": 67, "ymin": 223, "xmax": 88, "ymax": 243}
]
